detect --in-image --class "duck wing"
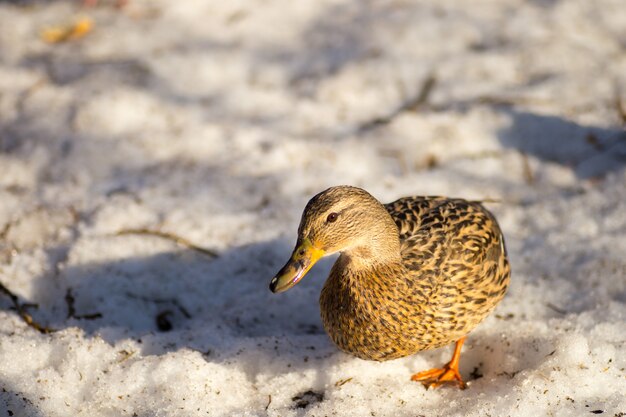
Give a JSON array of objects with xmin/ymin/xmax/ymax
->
[{"xmin": 384, "ymin": 196, "xmax": 510, "ymax": 347}]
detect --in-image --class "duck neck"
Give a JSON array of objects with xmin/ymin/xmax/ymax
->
[
  {"xmin": 332, "ymin": 237, "xmax": 419, "ymax": 311},
  {"xmin": 339, "ymin": 214, "xmax": 403, "ymax": 273}
]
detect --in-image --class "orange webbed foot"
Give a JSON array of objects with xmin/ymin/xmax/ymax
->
[
  {"xmin": 411, "ymin": 337, "xmax": 467, "ymax": 390},
  {"xmin": 411, "ymin": 364, "xmax": 466, "ymax": 389}
]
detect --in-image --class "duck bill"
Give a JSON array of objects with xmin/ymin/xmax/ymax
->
[{"xmin": 269, "ymin": 238, "xmax": 325, "ymax": 293}]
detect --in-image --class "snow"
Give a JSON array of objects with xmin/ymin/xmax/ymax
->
[{"xmin": 0, "ymin": 0, "xmax": 625, "ymax": 416}]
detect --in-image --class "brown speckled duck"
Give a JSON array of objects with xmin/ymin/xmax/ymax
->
[{"xmin": 269, "ymin": 186, "xmax": 510, "ymax": 389}]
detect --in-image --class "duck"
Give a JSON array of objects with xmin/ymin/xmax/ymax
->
[{"xmin": 269, "ymin": 186, "xmax": 510, "ymax": 389}]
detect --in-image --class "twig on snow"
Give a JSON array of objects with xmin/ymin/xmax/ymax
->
[
  {"xmin": 65, "ymin": 288, "xmax": 102, "ymax": 320},
  {"xmin": 520, "ymin": 152, "xmax": 535, "ymax": 185},
  {"xmin": 334, "ymin": 377, "xmax": 353, "ymax": 387},
  {"xmin": 0, "ymin": 281, "xmax": 54, "ymax": 333},
  {"xmin": 546, "ymin": 302, "xmax": 567, "ymax": 315},
  {"xmin": 358, "ymin": 73, "xmax": 437, "ymax": 132},
  {"xmin": 115, "ymin": 228, "xmax": 218, "ymax": 258}
]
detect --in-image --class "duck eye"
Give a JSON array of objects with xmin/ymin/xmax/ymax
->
[{"xmin": 326, "ymin": 212, "xmax": 338, "ymax": 223}]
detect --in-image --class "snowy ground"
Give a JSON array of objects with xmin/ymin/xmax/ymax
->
[{"xmin": 1, "ymin": 0, "xmax": 625, "ymax": 416}]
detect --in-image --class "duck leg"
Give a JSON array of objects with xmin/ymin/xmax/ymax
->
[{"xmin": 411, "ymin": 337, "xmax": 467, "ymax": 389}]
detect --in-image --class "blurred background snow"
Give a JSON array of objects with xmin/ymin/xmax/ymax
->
[{"xmin": 0, "ymin": 0, "xmax": 625, "ymax": 416}]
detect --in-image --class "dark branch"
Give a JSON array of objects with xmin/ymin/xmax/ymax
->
[
  {"xmin": 0, "ymin": 281, "xmax": 54, "ymax": 333},
  {"xmin": 358, "ymin": 73, "xmax": 437, "ymax": 132},
  {"xmin": 115, "ymin": 228, "xmax": 218, "ymax": 258}
]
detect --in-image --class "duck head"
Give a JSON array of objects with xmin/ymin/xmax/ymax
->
[{"xmin": 269, "ymin": 186, "xmax": 399, "ymax": 293}]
